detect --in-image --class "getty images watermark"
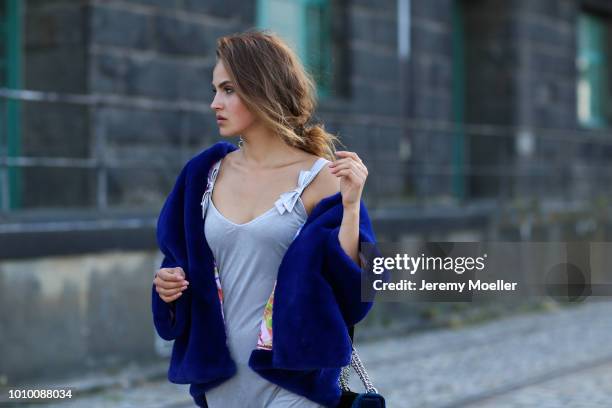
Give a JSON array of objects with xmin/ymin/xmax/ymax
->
[
  {"xmin": 358, "ymin": 242, "xmax": 612, "ymax": 302},
  {"xmin": 371, "ymin": 252, "xmax": 517, "ymax": 292}
]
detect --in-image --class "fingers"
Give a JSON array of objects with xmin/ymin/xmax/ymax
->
[
  {"xmin": 330, "ymin": 160, "xmax": 366, "ymax": 174},
  {"xmin": 157, "ymin": 267, "xmax": 188, "ymax": 285},
  {"xmin": 334, "ymin": 151, "xmax": 363, "ymax": 164},
  {"xmin": 332, "ymin": 168, "xmax": 367, "ymax": 183},
  {"xmin": 160, "ymin": 290, "xmax": 183, "ymax": 304},
  {"xmin": 329, "ymin": 157, "xmax": 359, "ymax": 169},
  {"xmin": 174, "ymin": 267, "xmax": 186, "ymax": 279},
  {"xmin": 329, "ymin": 158, "xmax": 368, "ymax": 179},
  {"xmin": 163, "ymin": 266, "xmax": 185, "ymax": 280},
  {"xmin": 154, "ymin": 267, "xmax": 189, "ymax": 303},
  {"xmin": 155, "ymin": 280, "xmax": 188, "ymax": 295},
  {"xmin": 155, "ymin": 279, "xmax": 188, "ymax": 303},
  {"xmin": 330, "ymin": 152, "xmax": 367, "ymax": 174}
]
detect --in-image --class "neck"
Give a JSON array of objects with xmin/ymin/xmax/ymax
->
[{"xmin": 238, "ymin": 124, "xmax": 299, "ymax": 168}]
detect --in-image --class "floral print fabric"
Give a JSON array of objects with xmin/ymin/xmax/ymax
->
[
  {"xmin": 214, "ymin": 259, "xmax": 225, "ymax": 323},
  {"xmin": 256, "ymin": 281, "xmax": 275, "ymax": 350}
]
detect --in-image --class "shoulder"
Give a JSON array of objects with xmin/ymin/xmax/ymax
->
[
  {"xmin": 301, "ymin": 156, "xmax": 340, "ymax": 214},
  {"xmin": 311, "ymin": 159, "xmax": 340, "ymax": 197}
]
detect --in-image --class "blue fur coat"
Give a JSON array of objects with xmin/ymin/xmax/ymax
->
[{"xmin": 152, "ymin": 141, "xmax": 378, "ymax": 407}]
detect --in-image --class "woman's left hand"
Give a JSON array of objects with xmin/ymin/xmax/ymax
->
[{"xmin": 329, "ymin": 151, "xmax": 368, "ymax": 208}]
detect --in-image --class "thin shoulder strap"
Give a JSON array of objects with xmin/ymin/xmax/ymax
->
[
  {"xmin": 212, "ymin": 158, "xmax": 223, "ymax": 174},
  {"xmin": 206, "ymin": 158, "xmax": 223, "ymax": 186},
  {"xmin": 202, "ymin": 158, "xmax": 223, "ymax": 218},
  {"xmin": 297, "ymin": 157, "xmax": 329, "ymax": 193}
]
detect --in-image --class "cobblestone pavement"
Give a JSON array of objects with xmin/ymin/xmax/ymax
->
[
  {"xmin": 363, "ymin": 299, "xmax": 612, "ymax": 408},
  {"xmin": 6, "ymin": 299, "xmax": 612, "ymax": 408}
]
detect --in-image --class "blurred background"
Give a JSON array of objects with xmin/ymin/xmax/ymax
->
[{"xmin": 1, "ymin": 0, "xmax": 611, "ymax": 406}]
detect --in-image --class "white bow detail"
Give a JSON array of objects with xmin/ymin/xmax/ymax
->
[
  {"xmin": 274, "ymin": 169, "xmax": 312, "ymax": 215},
  {"xmin": 274, "ymin": 188, "xmax": 302, "ymax": 215}
]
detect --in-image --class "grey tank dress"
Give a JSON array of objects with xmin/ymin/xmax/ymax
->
[{"xmin": 201, "ymin": 155, "xmax": 329, "ymax": 408}]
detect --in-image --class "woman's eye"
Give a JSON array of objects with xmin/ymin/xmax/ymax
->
[{"xmin": 211, "ymin": 88, "xmax": 233, "ymax": 94}]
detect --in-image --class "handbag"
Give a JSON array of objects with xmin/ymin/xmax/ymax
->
[{"xmin": 336, "ymin": 325, "xmax": 386, "ymax": 408}]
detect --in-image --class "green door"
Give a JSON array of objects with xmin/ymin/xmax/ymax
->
[{"xmin": 577, "ymin": 12, "xmax": 611, "ymax": 128}]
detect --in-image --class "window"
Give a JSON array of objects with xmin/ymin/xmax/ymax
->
[
  {"xmin": 0, "ymin": 0, "xmax": 22, "ymax": 210},
  {"xmin": 577, "ymin": 11, "xmax": 612, "ymax": 128},
  {"xmin": 256, "ymin": 0, "xmax": 333, "ymax": 99}
]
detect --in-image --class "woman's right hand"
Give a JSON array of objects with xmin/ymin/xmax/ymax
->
[{"xmin": 154, "ymin": 267, "xmax": 189, "ymax": 303}]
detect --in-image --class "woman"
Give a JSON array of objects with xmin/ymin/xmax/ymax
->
[{"xmin": 152, "ymin": 30, "xmax": 377, "ymax": 408}]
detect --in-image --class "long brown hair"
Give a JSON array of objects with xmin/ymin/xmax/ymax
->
[{"xmin": 215, "ymin": 29, "xmax": 344, "ymax": 161}]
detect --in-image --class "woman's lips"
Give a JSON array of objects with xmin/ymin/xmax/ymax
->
[{"xmin": 217, "ymin": 118, "xmax": 226, "ymax": 124}]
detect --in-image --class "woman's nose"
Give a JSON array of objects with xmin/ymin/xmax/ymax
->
[{"xmin": 210, "ymin": 94, "xmax": 223, "ymax": 110}]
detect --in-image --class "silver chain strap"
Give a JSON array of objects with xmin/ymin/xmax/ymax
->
[
  {"xmin": 338, "ymin": 345, "xmax": 378, "ymax": 394},
  {"xmin": 339, "ymin": 364, "xmax": 351, "ymax": 391}
]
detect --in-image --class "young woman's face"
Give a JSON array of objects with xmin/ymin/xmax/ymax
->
[{"xmin": 210, "ymin": 60, "xmax": 257, "ymax": 137}]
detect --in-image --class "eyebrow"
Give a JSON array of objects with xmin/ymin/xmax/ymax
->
[{"xmin": 211, "ymin": 80, "xmax": 232, "ymax": 88}]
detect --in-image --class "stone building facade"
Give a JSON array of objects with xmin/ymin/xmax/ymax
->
[{"xmin": 0, "ymin": 0, "xmax": 610, "ymax": 385}]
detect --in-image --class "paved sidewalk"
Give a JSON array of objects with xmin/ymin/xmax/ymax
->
[
  {"xmin": 5, "ymin": 299, "xmax": 612, "ymax": 407},
  {"xmin": 361, "ymin": 299, "xmax": 612, "ymax": 408}
]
